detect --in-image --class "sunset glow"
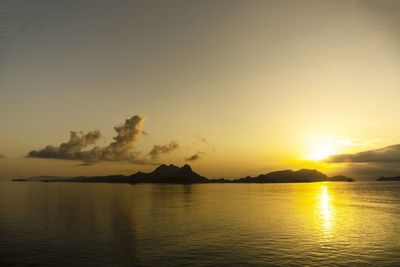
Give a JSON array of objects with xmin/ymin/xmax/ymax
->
[
  {"xmin": 308, "ymin": 140, "xmax": 337, "ymax": 161},
  {"xmin": 1, "ymin": 0, "xmax": 400, "ymax": 180},
  {"xmin": 2, "ymin": 1, "xmax": 400, "ymax": 266}
]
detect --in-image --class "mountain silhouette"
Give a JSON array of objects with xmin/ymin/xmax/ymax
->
[
  {"xmin": 129, "ymin": 164, "xmax": 208, "ymax": 183},
  {"xmin": 236, "ymin": 169, "xmax": 352, "ymax": 183},
  {"xmin": 12, "ymin": 165, "xmax": 353, "ymax": 183},
  {"xmin": 329, "ymin": 175, "xmax": 354, "ymax": 182},
  {"xmin": 377, "ymin": 176, "xmax": 400, "ymax": 181}
]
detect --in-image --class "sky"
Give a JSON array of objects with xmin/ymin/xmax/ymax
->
[{"xmin": 1, "ymin": 0, "xmax": 400, "ymax": 180}]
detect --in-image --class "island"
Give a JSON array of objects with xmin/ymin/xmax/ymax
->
[
  {"xmin": 235, "ymin": 169, "xmax": 353, "ymax": 183},
  {"xmin": 377, "ymin": 176, "xmax": 400, "ymax": 181},
  {"xmin": 12, "ymin": 164, "xmax": 354, "ymax": 184}
]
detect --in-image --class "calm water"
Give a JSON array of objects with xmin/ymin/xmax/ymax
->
[{"xmin": 1, "ymin": 181, "xmax": 400, "ymax": 266}]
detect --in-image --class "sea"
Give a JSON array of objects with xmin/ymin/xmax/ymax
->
[{"xmin": 0, "ymin": 181, "xmax": 399, "ymax": 266}]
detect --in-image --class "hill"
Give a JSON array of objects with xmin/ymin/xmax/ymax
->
[
  {"xmin": 235, "ymin": 169, "xmax": 353, "ymax": 183},
  {"xmin": 377, "ymin": 176, "xmax": 400, "ymax": 181},
  {"xmin": 12, "ymin": 165, "xmax": 353, "ymax": 183}
]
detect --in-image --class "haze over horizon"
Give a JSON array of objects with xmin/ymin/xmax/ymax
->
[{"xmin": 2, "ymin": 0, "xmax": 400, "ymax": 180}]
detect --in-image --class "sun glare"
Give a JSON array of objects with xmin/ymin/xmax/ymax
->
[{"xmin": 308, "ymin": 142, "xmax": 337, "ymax": 161}]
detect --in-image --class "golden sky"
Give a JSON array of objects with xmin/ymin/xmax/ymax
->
[{"xmin": 1, "ymin": 0, "xmax": 400, "ymax": 179}]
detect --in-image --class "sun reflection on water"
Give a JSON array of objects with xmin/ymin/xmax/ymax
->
[{"xmin": 320, "ymin": 185, "xmax": 333, "ymax": 231}]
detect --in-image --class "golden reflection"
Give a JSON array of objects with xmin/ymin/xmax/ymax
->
[{"xmin": 319, "ymin": 185, "xmax": 334, "ymax": 231}]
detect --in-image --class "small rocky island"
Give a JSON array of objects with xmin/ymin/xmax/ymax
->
[
  {"xmin": 235, "ymin": 169, "xmax": 353, "ymax": 183},
  {"xmin": 377, "ymin": 176, "xmax": 400, "ymax": 181},
  {"xmin": 13, "ymin": 164, "xmax": 354, "ymax": 184}
]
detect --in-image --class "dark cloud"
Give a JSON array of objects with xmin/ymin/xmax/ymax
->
[
  {"xmin": 148, "ymin": 141, "xmax": 179, "ymax": 160},
  {"xmin": 76, "ymin": 162, "xmax": 93, "ymax": 167},
  {"xmin": 28, "ymin": 115, "xmax": 147, "ymax": 164},
  {"xmin": 333, "ymin": 162, "xmax": 400, "ymax": 180},
  {"xmin": 185, "ymin": 152, "xmax": 205, "ymax": 162},
  {"xmin": 28, "ymin": 130, "xmax": 101, "ymax": 160},
  {"xmin": 100, "ymin": 115, "xmax": 144, "ymax": 161},
  {"xmin": 325, "ymin": 144, "xmax": 400, "ymax": 180},
  {"xmin": 325, "ymin": 144, "xmax": 400, "ymax": 163},
  {"xmin": 0, "ymin": 154, "xmax": 5, "ymax": 159}
]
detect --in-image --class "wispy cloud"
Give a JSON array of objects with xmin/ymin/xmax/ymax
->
[
  {"xmin": 148, "ymin": 141, "xmax": 179, "ymax": 160},
  {"xmin": 76, "ymin": 162, "xmax": 93, "ymax": 167},
  {"xmin": 185, "ymin": 151, "xmax": 205, "ymax": 162},
  {"xmin": 194, "ymin": 135, "xmax": 208, "ymax": 145}
]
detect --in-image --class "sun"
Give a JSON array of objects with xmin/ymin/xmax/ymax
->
[{"xmin": 308, "ymin": 142, "xmax": 337, "ymax": 161}]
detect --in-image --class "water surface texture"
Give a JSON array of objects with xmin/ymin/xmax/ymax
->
[{"xmin": 1, "ymin": 181, "xmax": 399, "ymax": 266}]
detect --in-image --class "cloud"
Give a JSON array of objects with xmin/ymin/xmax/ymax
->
[
  {"xmin": 333, "ymin": 162, "xmax": 400, "ymax": 180},
  {"xmin": 28, "ymin": 130, "xmax": 101, "ymax": 160},
  {"xmin": 192, "ymin": 135, "xmax": 215, "ymax": 152},
  {"xmin": 335, "ymin": 138, "xmax": 383, "ymax": 148},
  {"xmin": 148, "ymin": 141, "xmax": 179, "ymax": 160},
  {"xmin": 324, "ymin": 143, "xmax": 400, "ymax": 180},
  {"xmin": 325, "ymin": 144, "xmax": 400, "ymax": 163},
  {"xmin": 99, "ymin": 115, "xmax": 144, "ymax": 161},
  {"xmin": 76, "ymin": 162, "xmax": 93, "ymax": 167},
  {"xmin": 195, "ymin": 135, "xmax": 208, "ymax": 144},
  {"xmin": 185, "ymin": 151, "xmax": 205, "ymax": 162},
  {"xmin": 28, "ymin": 115, "xmax": 147, "ymax": 164},
  {"xmin": 0, "ymin": 154, "xmax": 5, "ymax": 159}
]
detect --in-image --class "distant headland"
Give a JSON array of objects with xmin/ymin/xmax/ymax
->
[
  {"xmin": 377, "ymin": 176, "xmax": 400, "ymax": 182},
  {"xmin": 12, "ymin": 164, "xmax": 354, "ymax": 184}
]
